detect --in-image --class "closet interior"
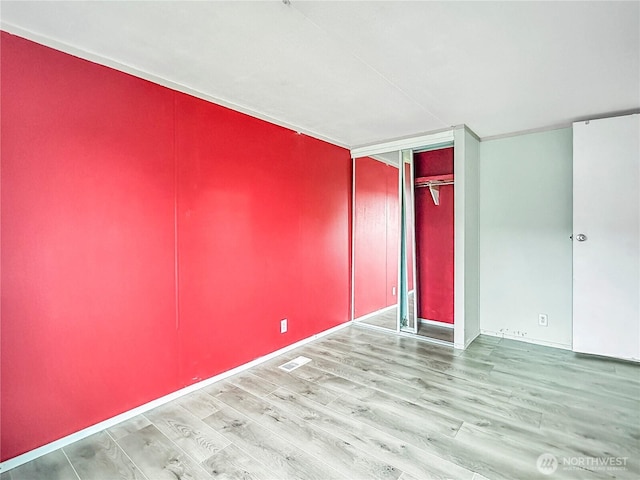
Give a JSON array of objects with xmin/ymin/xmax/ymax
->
[{"xmin": 413, "ymin": 146, "xmax": 455, "ymax": 342}]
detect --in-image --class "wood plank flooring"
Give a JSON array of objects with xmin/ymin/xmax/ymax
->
[
  {"xmin": 355, "ymin": 306, "xmax": 399, "ymax": 330},
  {"xmin": 356, "ymin": 306, "xmax": 455, "ymax": 343},
  {"xmin": 2, "ymin": 326, "xmax": 639, "ymax": 480}
]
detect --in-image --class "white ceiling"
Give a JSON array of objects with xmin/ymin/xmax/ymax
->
[{"xmin": 1, "ymin": 1, "xmax": 638, "ymax": 148}]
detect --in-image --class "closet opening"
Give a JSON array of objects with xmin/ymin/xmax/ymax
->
[{"xmin": 413, "ymin": 146, "xmax": 454, "ymax": 344}]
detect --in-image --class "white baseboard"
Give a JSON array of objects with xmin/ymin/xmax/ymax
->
[
  {"xmin": 353, "ymin": 304, "xmax": 397, "ymax": 323},
  {"xmin": 480, "ymin": 329, "xmax": 571, "ymax": 350},
  {"xmin": 419, "ymin": 318, "xmax": 454, "ymax": 329},
  {"xmin": 353, "ymin": 321, "xmax": 455, "ymax": 349},
  {"xmin": 0, "ymin": 321, "xmax": 350, "ymax": 473},
  {"xmin": 352, "ymin": 321, "xmax": 397, "ymax": 334}
]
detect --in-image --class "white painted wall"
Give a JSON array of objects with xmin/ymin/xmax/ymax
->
[{"xmin": 479, "ymin": 128, "xmax": 573, "ymax": 348}]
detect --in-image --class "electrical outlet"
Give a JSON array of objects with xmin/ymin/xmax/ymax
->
[
  {"xmin": 392, "ymin": 286, "xmax": 396, "ymax": 296},
  {"xmin": 538, "ymin": 314, "xmax": 548, "ymax": 327},
  {"xmin": 280, "ymin": 318, "xmax": 288, "ymax": 333}
]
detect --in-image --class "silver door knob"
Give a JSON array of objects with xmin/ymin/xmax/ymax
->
[{"xmin": 576, "ymin": 234, "xmax": 587, "ymax": 242}]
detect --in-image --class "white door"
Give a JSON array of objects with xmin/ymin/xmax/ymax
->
[{"xmin": 573, "ymin": 114, "xmax": 640, "ymax": 361}]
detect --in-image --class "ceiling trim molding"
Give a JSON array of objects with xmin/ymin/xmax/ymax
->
[
  {"xmin": 350, "ymin": 130, "xmax": 454, "ymax": 159},
  {"xmin": 0, "ymin": 23, "xmax": 350, "ymax": 150},
  {"xmin": 478, "ymin": 113, "xmax": 640, "ymax": 143},
  {"xmin": 480, "ymin": 122, "xmax": 573, "ymax": 142}
]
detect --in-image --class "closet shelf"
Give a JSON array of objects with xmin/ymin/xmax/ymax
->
[
  {"xmin": 415, "ymin": 174, "xmax": 454, "ymax": 206},
  {"xmin": 415, "ymin": 174, "xmax": 454, "ymax": 187}
]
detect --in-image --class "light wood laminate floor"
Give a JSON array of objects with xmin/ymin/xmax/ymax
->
[
  {"xmin": 356, "ymin": 305, "xmax": 454, "ymax": 344},
  {"xmin": 3, "ymin": 326, "xmax": 639, "ymax": 480}
]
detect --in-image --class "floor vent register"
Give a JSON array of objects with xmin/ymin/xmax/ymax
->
[{"xmin": 278, "ymin": 356, "xmax": 312, "ymax": 372}]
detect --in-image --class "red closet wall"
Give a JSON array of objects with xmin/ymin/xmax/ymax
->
[
  {"xmin": 0, "ymin": 32, "xmax": 351, "ymax": 461},
  {"xmin": 414, "ymin": 148, "xmax": 455, "ymax": 324},
  {"xmin": 353, "ymin": 157, "xmax": 399, "ymax": 318}
]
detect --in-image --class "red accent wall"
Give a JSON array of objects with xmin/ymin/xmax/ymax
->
[
  {"xmin": 414, "ymin": 148, "xmax": 454, "ymax": 324},
  {"xmin": 353, "ymin": 157, "xmax": 399, "ymax": 318},
  {"xmin": 0, "ymin": 32, "xmax": 351, "ymax": 461},
  {"xmin": 175, "ymin": 95, "xmax": 351, "ymax": 384}
]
